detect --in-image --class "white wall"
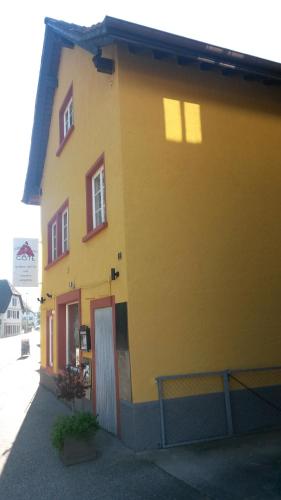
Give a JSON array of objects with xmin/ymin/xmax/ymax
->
[{"xmin": 0, "ymin": 295, "xmax": 22, "ymax": 338}]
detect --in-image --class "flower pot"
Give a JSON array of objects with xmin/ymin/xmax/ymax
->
[{"xmin": 59, "ymin": 434, "xmax": 97, "ymax": 466}]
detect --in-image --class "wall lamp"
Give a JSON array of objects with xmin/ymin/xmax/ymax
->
[
  {"xmin": 111, "ymin": 268, "xmax": 120, "ymax": 281},
  {"xmin": 37, "ymin": 297, "xmax": 46, "ymax": 304},
  {"xmin": 46, "ymin": 293, "xmax": 53, "ymax": 299}
]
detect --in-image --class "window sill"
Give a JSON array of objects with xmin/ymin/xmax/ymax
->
[
  {"xmin": 82, "ymin": 222, "xmax": 108, "ymax": 243},
  {"xmin": 45, "ymin": 250, "xmax": 69, "ymax": 270},
  {"xmin": 56, "ymin": 125, "xmax": 74, "ymax": 157}
]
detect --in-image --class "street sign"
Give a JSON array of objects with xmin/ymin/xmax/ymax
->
[{"xmin": 13, "ymin": 238, "xmax": 39, "ymax": 287}]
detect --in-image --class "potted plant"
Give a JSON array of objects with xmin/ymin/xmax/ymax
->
[
  {"xmin": 52, "ymin": 411, "xmax": 99, "ymax": 465},
  {"xmin": 52, "ymin": 364, "xmax": 99, "ymax": 465}
]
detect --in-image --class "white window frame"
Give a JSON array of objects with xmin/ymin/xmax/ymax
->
[
  {"xmin": 51, "ymin": 221, "xmax": 57, "ymax": 261},
  {"xmin": 63, "ymin": 98, "xmax": 73, "ymax": 138},
  {"xmin": 66, "ymin": 302, "xmax": 79, "ymax": 366},
  {"xmin": 62, "ymin": 208, "xmax": 69, "ymax": 253},
  {"xmin": 92, "ymin": 166, "xmax": 106, "ymax": 229}
]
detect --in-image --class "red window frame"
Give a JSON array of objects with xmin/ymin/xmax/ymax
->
[
  {"xmin": 82, "ymin": 153, "xmax": 108, "ymax": 243},
  {"xmin": 46, "ymin": 199, "xmax": 69, "ymax": 269},
  {"xmin": 56, "ymin": 84, "xmax": 74, "ymax": 156}
]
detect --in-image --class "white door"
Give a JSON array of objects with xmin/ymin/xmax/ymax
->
[{"xmin": 94, "ymin": 307, "xmax": 117, "ymax": 434}]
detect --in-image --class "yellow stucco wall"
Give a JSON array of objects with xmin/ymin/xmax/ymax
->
[
  {"xmin": 40, "ymin": 41, "xmax": 281, "ymax": 406},
  {"xmin": 116, "ymin": 45, "xmax": 281, "ymax": 402},
  {"xmin": 40, "ymin": 45, "xmax": 128, "ymax": 370}
]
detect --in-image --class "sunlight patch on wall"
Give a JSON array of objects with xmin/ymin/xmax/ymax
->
[
  {"xmin": 163, "ymin": 98, "xmax": 202, "ymax": 144},
  {"xmin": 163, "ymin": 98, "xmax": 183, "ymax": 142},
  {"xmin": 184, "ymin": 102, "xmax": 202, "ymax": 144}
]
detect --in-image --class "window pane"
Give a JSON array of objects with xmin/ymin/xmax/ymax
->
[
  {"xmin": 95, "ymin": 192, "xmax": 102, "ymax": 210},
  {"xmin": 96, "ymin": 210, "xmax": 102, "ymax": 226},
  {"xmin": 94, "ymin": 175, "xmax": 101, "ymax": 193},
  {"xmin": 92, "ymin": 167, "xmax": 106, "ymax": 229},
  {"xmin": 69, "ymin": 101, "xmax": 73, "ymax": 126},
  {"xmin": 52, "ymin": 223, "xmax": 57, "ymax": 260},
  {"xmin": 62, "ymin": 210, "xmax": 68, "ymax": 252}
]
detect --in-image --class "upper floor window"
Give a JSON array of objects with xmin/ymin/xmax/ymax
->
[
  {"xmin": 56, "ymin": 84, "xmax": 74, "ymax": 156},
  {"xmin": 63, "ymin": 98, "xmax": 73, "ymax": 138},
  {"xmin": 62, "ymin": 208, "xmax": 69, "ymax": 253},
  {"xmin": 83, "ymin": 154, "xmax": 108, "ymax": 243},
  {"xmin": 47, "ymin": 200, "xmax": 69, "ymax": 267},
  {"xmin": 51, "ymin": 221, "xmax": 57, "ymax": 261},
  {"xmin": 12, "ymin": 297, "xmax": 17, "ymax": 307},
  {"xmin": 92, "ymin": 166, "xmax": 106, "ymax": 228}
]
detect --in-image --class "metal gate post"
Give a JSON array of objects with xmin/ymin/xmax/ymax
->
[
  {"xmin": 223, "ymin": 370, "xmax": 234, "ymax": 436},
  {"xmin": 156, "ymin": 378, "xmax": 167, "ymax": 448}
]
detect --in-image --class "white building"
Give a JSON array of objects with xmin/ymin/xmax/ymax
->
[
  {"xmin": 22, "ymin": 305, "xmax": 37, "ymax": 332},
  {"xmin": 0, "ymin": 280, "xmax": 24, "ymax": 338}
]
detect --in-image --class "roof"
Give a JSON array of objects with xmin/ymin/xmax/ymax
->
[
  {"xmin": 0, "ymin": 280, "xmax": 24, "ymax": 313},
  {"xmin": 23, "ymin": 16, "xmax": 281, "ymax": 205}
]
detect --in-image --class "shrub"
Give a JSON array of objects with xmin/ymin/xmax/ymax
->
[
  {"xmin": 54, "ymin": 365, "xmax": 86, "ymax": 408},
  {"xmin": 51, "ymin": 412, "xmax": 100, "ymax": 451}
]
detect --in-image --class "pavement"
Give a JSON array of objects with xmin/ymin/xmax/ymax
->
[
  {"xmin": 2, "ymin": 332, "xmax": 281, "ymax": 499},
  {"xmin": 0, "ymin": 332, "xmax": 206, "ymax": 500},
  {"xmin": 140, "ymin": 430, "xmax": 281, "ymax": 499}
]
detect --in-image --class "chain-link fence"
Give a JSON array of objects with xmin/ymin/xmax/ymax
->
[{"xmin": 156, "ymin": 366, "xmax": 281, "ymax": 447}]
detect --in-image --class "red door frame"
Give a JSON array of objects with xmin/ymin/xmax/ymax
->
[
  {"xmin": 46, "ymin": 310, "xmax": 54, "ymax": 373},
  {"xmin": 56, "ymin": 289, "xmax": 81, "ymax": 369},
  {"xmin": 90, "ymin": 296, "xmax": 120, "ymax": 437}
]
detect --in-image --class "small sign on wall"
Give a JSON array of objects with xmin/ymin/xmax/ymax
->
[
  {"xmin": 13, "ymin": 238, "xmax": 39, "ymax": 287},
  {"xmin": 79, "ymin": 325, "xmax": 91, "ymax": 351}
]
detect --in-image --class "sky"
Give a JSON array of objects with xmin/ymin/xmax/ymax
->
[{"xmin": 0, "ymin": 0, "xmax": 280, "ymax": 310}]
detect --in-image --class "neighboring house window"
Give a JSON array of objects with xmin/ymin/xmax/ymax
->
[
  {"xmin": 51, "ymin": 222, "xmax": 57, "ymax": 261},
  {"xmin": 57, "ymin": 84, "xmax": 74, "ymax": 156},
  {"xmin": 47, "ymin": 200, "xmax": 69, "ymax": 267},
  {"xmin": 62, "ymin": 208, "xmax": 69, "ymax": 253},
  {"xmin": 17, "ymin": 311, "xmax": 19, "ymax": 319},
  {"xmin": 12, "ymin": 297, "xmax": 17, "ymax": 307},
  {"xmin": 83, "ymin": 154, "xmax": 108, "ymax": 242},
  {"xmin": 7, "ymin": 310, "xmax": 11, "ymax": 319}
]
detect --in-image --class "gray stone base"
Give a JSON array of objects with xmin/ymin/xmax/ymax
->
[
  {"xmin": 120, "ymin": 400, "xmax": 162, "ymax": 450},
  {"xmin": 231, "ymin": 385, "xmax": 281, "ymax": 434},
  {"xmin": 41, "ymin": 369, "xmax": 281, "ymax": 450},
  {"xmin": 120, "ymin": 385, "xmax": 281, "ymax": 450},
  {"xmin": 162, "ymin": 391, "xmax": 228, "ymax": 446}
]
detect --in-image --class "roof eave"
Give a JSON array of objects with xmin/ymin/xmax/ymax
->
[{"xmin": 22, "ymin": 26, "xmax": 62, "ymax": 205}]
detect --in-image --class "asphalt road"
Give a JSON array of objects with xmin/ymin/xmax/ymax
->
[{"xmin": 0, "ymin": 332, "xmax": 205, "ymax": 500}]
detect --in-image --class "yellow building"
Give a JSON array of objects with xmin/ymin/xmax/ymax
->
[{"xmin": 23, "ymin": 17, "xmax": 281, "ymax": 449}]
